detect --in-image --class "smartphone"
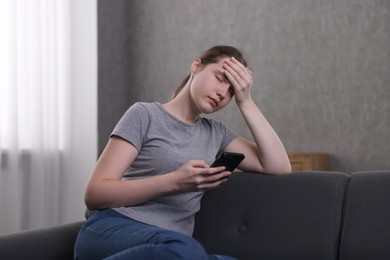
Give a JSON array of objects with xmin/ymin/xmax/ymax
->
[{"xmin": 210, "ymin": 152, "xmax": 245, "ymax": 172}]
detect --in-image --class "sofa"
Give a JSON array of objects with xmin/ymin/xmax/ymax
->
[{"xmin": 1, "ymin": 171, "xmax": 390, "ymax": 260}]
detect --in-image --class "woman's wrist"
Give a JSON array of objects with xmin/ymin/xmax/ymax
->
[
  {"xmin": 237, "ymin": 97, "xmax": 256, "ymax": 112},
  {"xmin": 160, "ymin": 171, "xmax": 181, "ymax": 194}
]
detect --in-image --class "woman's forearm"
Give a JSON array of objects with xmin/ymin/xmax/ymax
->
[
  {"xmin": 85, "ymin": 172, "xmax": 177, "ymax": 210},
  {"xmin": 238, "ymin": 99, "xmax": 291, "ymax": 174}
]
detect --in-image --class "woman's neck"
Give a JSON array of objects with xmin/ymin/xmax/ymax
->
[{"xmin": 163, "ymin": 87, "xmax": 200, "ymax": 124}]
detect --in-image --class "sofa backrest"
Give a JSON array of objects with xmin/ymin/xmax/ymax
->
[
  {"xmin": 339, "ymin": 171, "xmax": 390, "ymax": 260},
  {"xmin": 194, "ymin": 171, "xmax": 349, "ymax": 260}
]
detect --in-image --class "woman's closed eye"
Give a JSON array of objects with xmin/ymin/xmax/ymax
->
[
  {"xmin": 215, "ymin": 75, "xmax": 224, "ymax": 82},
  {"xmin": 214, "ymin": 70, "xmax": 229, "ymax": 83}
]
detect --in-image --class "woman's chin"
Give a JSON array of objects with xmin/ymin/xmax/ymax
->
[{"xmin": 202, "ymin": 105, "xmax": 222, "ymax": 114}]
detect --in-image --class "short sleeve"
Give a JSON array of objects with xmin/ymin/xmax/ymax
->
[
  {"xmin": 110, "ymin": 102, "xmax": 150, "ymax": 151},
  {"xmin": 213, "ymin": 120, "xmax": 238, "ymax": 156}
]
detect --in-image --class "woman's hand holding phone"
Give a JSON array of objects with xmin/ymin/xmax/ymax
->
[{"xmin": 172, "ymin": 160, "xmax": 231, "ymax": 192}]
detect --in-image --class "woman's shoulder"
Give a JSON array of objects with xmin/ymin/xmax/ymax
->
[
  {"xmin": 130, "ymin": 101, "xmax": 155, "ymax": 109},
  {"xmin": 126, "ymin": 102, "xmax": 161, "ymax": 114}
]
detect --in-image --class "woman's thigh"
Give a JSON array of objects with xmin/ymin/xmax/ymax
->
[{"xmin": 74, "ymin": 209, "xmax": 209, "ymax": 260}]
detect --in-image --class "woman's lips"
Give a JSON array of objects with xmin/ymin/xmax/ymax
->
[{"xmin": 208, "ymin": 97, "xmax": 218, "ymax": 107}]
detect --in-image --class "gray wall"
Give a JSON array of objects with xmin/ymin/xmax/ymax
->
[{"xmin": 98, "ymin": 0, "xmax": 390, "ymax": 173}]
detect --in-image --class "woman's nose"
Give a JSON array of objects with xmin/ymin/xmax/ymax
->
[
  {"xmin": 217, "ymin": 91, "xmax": 226, "ymax": 100},
  {"xmin": 216, "ymin": 85, "xmax": 229, "ymax": 100}
]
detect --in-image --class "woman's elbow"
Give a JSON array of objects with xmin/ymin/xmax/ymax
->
[
  {"xmin": 84, "ymin": 192, "xmax": 100, "ymax": 210},
  {"xmin": 265, "ymin": 162, "xmax": 292, "ymax": 175},
  {"xmin": 84, "ymin": 187, "xmax": 109, "ymax": 210},
  {"xmin": 279, "ymin": 163, "xmax": 292, "ymax": 174}
]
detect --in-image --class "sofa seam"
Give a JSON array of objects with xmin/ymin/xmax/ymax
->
[{"xmin": 335, "ymin": 174, "xmax": 352, "ymax": 260}]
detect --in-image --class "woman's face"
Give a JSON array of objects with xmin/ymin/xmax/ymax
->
[{"xmin": 190, "ymin": 58, "xmax": 234, "ymax": 114}]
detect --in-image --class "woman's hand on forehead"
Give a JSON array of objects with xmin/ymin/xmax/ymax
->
[{"xmin": 223, "ymin": 57, "xmax": 253, "ymax": 105}]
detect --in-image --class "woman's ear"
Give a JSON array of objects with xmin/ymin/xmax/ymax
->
[{"xmin": 191, "ymin": 58, "xmax": 202, "ymax": 74}]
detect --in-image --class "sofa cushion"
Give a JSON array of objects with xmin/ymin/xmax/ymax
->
[
  {"xmin": 339, "ymin": 171, "xmax": 390, "ymax": 260},
  {"xmin": 193, "ymin": 171, "xmax": 349, "ymax": 260},
  {"xmin": 0, "ymin": 221, "xmax": 84, "ymax": 260}
]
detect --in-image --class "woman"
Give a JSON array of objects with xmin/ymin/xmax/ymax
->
[{"xmin": 74, "ymin": 45, "xmax": 291, "ymax": 259}]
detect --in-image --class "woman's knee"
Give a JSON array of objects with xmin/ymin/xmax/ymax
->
[
  {"xmin": 158, "ymin": 232, "xmax": 208, "ymax": 259},
  {"xmin": 175, "ymin": 236, "xmax": 207, "ymax": 259}
]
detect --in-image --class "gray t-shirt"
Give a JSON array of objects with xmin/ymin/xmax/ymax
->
[{"xmin": 111, "ymin": 102, "xmax": 237, "ymax": 236}]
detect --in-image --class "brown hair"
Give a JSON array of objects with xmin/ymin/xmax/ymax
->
[{"xmin": 171, "ymin": 45, "xmax": 247, "ymax": 99}]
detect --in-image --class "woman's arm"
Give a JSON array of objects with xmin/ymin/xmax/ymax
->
[
  {"xmin": 225, "ymin": 102, "xmax": 291, "ymax": 174},
  {"xmin": 85, "ymin": 137, "xmax": 176, "ymax": 209},
  {"xmin": 223, "ymin": 57, "xmax": 291, "ymax": 174},
  {"xmin": 85, "ymin": 136, "xmax": 231, "ymax": 210}
]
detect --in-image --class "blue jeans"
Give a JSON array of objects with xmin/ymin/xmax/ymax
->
[{"xmin": 74, "ymin": 209, "xmax": 236, "ymax": 260}]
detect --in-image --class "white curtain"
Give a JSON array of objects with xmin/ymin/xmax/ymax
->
[{"xmin": 0, "ymin": 0, "xmax": 71, "ymax": 234}]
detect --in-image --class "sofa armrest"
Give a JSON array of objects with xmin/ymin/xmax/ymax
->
[{"xmin": 0, "ymin": 221, "xmax": 84, "ymax": 260}]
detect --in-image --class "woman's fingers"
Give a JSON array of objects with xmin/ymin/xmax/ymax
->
[
  {"xmin": 197, "ymin": 171, "xmax": 231, "ymax": 190},
  {"xmin": 223, "ymin": 57, "xmax": 252, "ymax": 89}
]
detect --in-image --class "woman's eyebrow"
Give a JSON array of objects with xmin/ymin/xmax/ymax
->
[{"xmin": 214, "ymin": 70, "xmax": 229, "ymax": 81}]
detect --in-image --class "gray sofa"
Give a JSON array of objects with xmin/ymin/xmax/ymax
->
[{"xmin": 1, "ymin": 171, "xmax": 390, "ymax": 260}]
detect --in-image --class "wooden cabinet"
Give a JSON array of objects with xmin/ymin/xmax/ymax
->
[{"xmin": 288, "ymin": 152, "xmax": 329, "ymax": 172}]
